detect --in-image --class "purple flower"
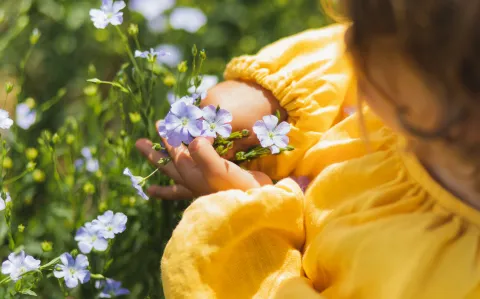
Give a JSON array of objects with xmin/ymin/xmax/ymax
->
[
  {"xmin": 91, "ymin": 210, "xmax": 127, "ymax": 239},
  {"xmin": 188, "ymin": 75, "xmax": 218, "ymax": 100},
  {"xmin": 0, "ymin": 192, "xmax": 11, "ymax": 211},
  {"xmin": 167, "ymin": 95, "xmax": 196, "ymax": 106},
  {"xmin": 169, "ymin": 7, "xmax": 207, "ymax": 33},
  {"xmin": 96, "ymin": 278, "xmax": 130, "ymax": 298},
  {"xmin": 201, "ymin": 105, "xmax": 232, "ymax": 138},
  {"xmin": 129, "ymin": 0, "xmax": 175, "ymax": 20},
  {"xmin": 162, "ymin": 101, "xmax": 203, "ymax": 147},
  {"xmin": 76, "ymin": 147, "xmax": 100, "ymax": 173},
  {"xmin": 253, "ymin": 115, "xmax": 291, "ymax": 154},
  {"xmin": 289, "ymin": 176, "xmax": 311, "ymax": 193},
  {"xmin": 75, "ymin": 222, "xmax": 109, "ymax": 254},
  {"xmin": 123, "ymin": 168, "xmax": 148, "ymax": 200},
  {"xmin": 135, "ymin": 48, "xmax": 168, "ymax": 62},
  {"xmin": 0, "ymin": 109, "xmax": 13, "ymax": 129},
  {"xmin": 54, "ymin": 253, "xmax": 90, "ymax": 289},
  {"xmin": 90, "ymin": 0, "xmax": 126, "ymax": 29},
  {"xmin": 15, "ymin": 103, "xmax": 36, "ymax": 130},
  {"xmin": 1, "ymin": 251, "xmax": 40, "ymax": 281}
]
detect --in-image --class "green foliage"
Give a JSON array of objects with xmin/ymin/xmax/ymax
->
[{"xmin": 0, "ymin": 0, "xmax": 327, "ymax": 298}]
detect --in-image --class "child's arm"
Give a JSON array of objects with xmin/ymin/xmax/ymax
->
[{"xmin": 221, "ymin": 23, "xmax": 354, "ymax": 180}]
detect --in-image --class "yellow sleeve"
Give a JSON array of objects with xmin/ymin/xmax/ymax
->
[
  {"xmin": 161, "ymin": 179, "xmax": 305, "ymax": 299},
  {"xmin": 224, "ymin": 24, "xmax": 354, "ymax": 180}
]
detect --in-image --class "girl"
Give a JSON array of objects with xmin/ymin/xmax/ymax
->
[{"xmin": 136, "ymin": 1, "xmax": 480, "ymax": 298}]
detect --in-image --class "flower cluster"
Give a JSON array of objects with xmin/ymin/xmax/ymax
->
[
  {"xmin": 76, "ymin": 210, "xmax": 127, "ymax": 254},
  {"xmin": 1, "ymin": 251, "xmax": 40, "ymax": 282},
  {"xmin": 75, "ymin": 147, "xmax": 100, "ymax": 173}
]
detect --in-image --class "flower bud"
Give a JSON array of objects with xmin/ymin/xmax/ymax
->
[
  {"xmin": 83, "ymin": 182, "xmax": 95, "ymax": 195},
  {"xmin": 42, "ymin": 130, "xmax": 52, "ymax": 141},
  {"xmin": 120, "ymin": 130, "xmax": 127, "ymax": 137},
  {"xmin": 199, "ymin": 50, "xmax": 207, "ymax": 60},
  {"xmin": 25, "ymin": 97, "xmax": 36, "ymax": 109},
  {"xmin": 29, "ymin": 28, "xmax": 41, "ymax": 45},
  {"xmin": 88, "ymin": 64, "xmax": 97, "ymax": 77},
  {"xmin": 129, "ymin": 112, "xmax": 141, "ymax": 124},
  {"xmin": 66, "ymin": 134, "xmax": 75, "ymax": 145},
  {"xmin": 241, "ymin": 129, "xmax": 250, "ymax": 137},
  {"xmin": 98, "ymin": 201, "xmax": 108, "ymax": 212},
  {"xmin": 129, "ymin": 197, "xmax": 136, "ymax": 207},
  {"xmin": 192, "ymin": 44, "xmax": 198, "ymax": 56},
  {"xmin": 163, "ymin": 75, "xmax": 176, "ymax": 87},
  {"xmin": 65, "ymin": 175, "xmax": 74, "ymax": 187},
  {"xmin": 70, "ymin": 249, "xmax": 79, "ymax": 258},
  {"xmin": 2, "ymin": 157, "xmax": 12, "ymax": 169},
  {"xmin": 83, "ymin": 85, "xmax": 98, "ymax": 96},
  {"xmin": 17, "ymin": 224, "xmax": 25, "ymax": 233},
  {"xmin": 32, "ymin": 169, "xmax": 46, "ymax": 183},
  {"xmin": 41, "ymin": 241, "xmax": 53, "ymax": 252},
  {"xmin": 128, "ymin": 23, "xmax": 139, "ymax": 36},
  {"xmin": 26, "ymin": 162, "xmax": 36, "ymax": 172},
  {"xmin": 4, "ymin": 82, "xmax": 13, "ymax": 94},
  {"xmin": 25, "ymin": 148, "xmax": 38, "ymax": 160},
  {"xmin": 177, "ymin": 61, "xmax": 188, "ymax": 73},
  {"xmin": 95, "ymin": 170, "xmax": 103, "ymax": 179},
  {"xmin": 52, "ymin": 133, "xmax": 60, "ymax": 144}
]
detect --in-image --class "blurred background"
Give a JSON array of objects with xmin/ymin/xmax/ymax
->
[{"xmin": 0, "ymin": 0, "xmax": 329, "ymax": 298}]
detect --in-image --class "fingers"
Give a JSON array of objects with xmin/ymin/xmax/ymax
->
[
  {"xmin": 135, "ymin": 138, "xmax": 184, "ymax": 184},
  {"xmin": 188, "ymin": 137, "xmax": 266, "ymax": 191},
  {"xmin": 147, "ymin": 184, "xmax": 193, "ymax": 200}
]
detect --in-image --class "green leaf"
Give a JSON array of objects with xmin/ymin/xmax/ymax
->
[
  {"xmin": 20, "ymin": 289, "xmax": 37, "ymax": 296},
  {"xmin": 87, "ymin": 78, "xmax": 131, "ymax": 94}
]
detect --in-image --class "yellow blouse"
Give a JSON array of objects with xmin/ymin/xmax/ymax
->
[{"xmin": 161, "ymin": 24, "xmax": 480, "ymax": 299}]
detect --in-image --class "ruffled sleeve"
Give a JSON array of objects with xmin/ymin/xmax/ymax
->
[
  {"xmin": 224, "ymin": 24, "xmax": 354, "ymax": 180},
  {"xmin": 161, "ymin": 179, "xmax": 305, "ymax": 299}
]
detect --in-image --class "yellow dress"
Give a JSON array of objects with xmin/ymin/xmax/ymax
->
[{"xmin": 161, "ymin": 24, "xmax": 480, "ymax": 299}]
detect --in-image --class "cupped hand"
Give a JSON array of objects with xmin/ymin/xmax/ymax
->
[{"xmin": 135, "ymin": 135, "xmax": 272, "ymax": 200}]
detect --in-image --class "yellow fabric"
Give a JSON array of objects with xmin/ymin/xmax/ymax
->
[
  {"xmin": 224, "ymin": 24, "xmax": 353, "ymax": 180},
  {"xmin": 162, "ymin": 25, "xmax": 480, "ymax": 299}
]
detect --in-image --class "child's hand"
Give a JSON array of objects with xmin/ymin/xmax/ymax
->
[
  {"xmin": 200, "ymin": 80, "xmax": 287, "ymax": 160},
  {"xmin": 136, "ymin": 136, "xmax": 272, "ymax": 200}
]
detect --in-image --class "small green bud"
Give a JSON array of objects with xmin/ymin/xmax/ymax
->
[
  {"xmin": 235, "ymin": 151, "xmax": 247, "ymax": 161},
  {"xmin": 17, "ymin": 224, "xmax": 25, "ymax": 233},
  {"xmin": 241, "ymin": 129, "xmax": 250, "ymax": 137},
  {"xmin": 41, "ymin": 241, "xmax": 53, "ymax": 252},
  {"xmin": 199, "ymin": 50, "xmax": 207, "ymax": 60},
  {"xmin": 42, "ymin": 130, "xmax": 52, "ymax": 141},
  {"xmin": 66, "ymin": 134, "xmax": 75, "ymax": 145},
  {"xmin": 158, "ymin": 157, "xmax": 172, "ymax": 165},
  {"xmin": 83, "ymin": 182, "xmax": 95, "ymax": 195},
  {"xmin": 121, "ymin": 196, "xmax": 129, "ymax": 206},
  {"xmin": 152, "ymin": 143, "xmax": 163, "ymax": 151},
  {"xmin": 70, "ymin": 249, "xmax": 79, "ymax": 258},
  {"xmin": 4, "ymin": 82, "xmax": 13, "ymax": 94},
  {"xmin": 95, "ymin": 170, "xmax": 103, "ymax": 179},
  {"xmin": 66, "ymin": 116, "xmax": 78, "ymax": 131},
  {"xmin": 25, "ymin": 148, "xmax": 38, "ymax": 160},
  {"xmin": 65, "ymin": 175, "xmax": 74, "ymax": 187},
  {"xmin": 129, "ymin": 112, "xmax": 141, "ymax": 124},
  {"xmin": 88, "ymin": 64, "xmax": 97, "ymax": 77},
  {"xmin": 192, "ymin": 44, "xmax": 198, "ymax": 56},
  {"xmin": 163, "ymin": 75, "xmax": 176, "ymax": 87},
  {"xmin": 32, "ymin": 169, "xmax": 46, "ymax": 182},
  {"xmin": 215, "ymin": 145, "xmax": 225, "ymax": 155},
  {"xmin": 177, "ymin": 61, "xmax": 188, "ymax": 73},
  {"xmin": 128, "ymin": 23, "xmax": 139, "ymax": 36},
  {"xmin": 129, "ymin": 197, "xmax": 136, "ymax": 207},
  {"xmin": 3, "ymin": 157, "xmax": 12, "ymax": 169},
  {"xmin": 98, "ymin": 201, "xmax": 108, "ymax": 212},
  {"xmin": 26, "ymin": 162, "xmax": 36, "ymax": 172},
  {"xmin": 25, "ymin": 97, "xmax": 36, "ymax": 109},
  {"xmin": 120, "ymin": 130, "xmax": 127, "ymax": 137},
  {"xmin": 52, "ymin": 133, "xmax": 60, "ymax": 144},
  {"xmin": 29, "ymin": 28, "xmax": 41, "ymax": 45}
]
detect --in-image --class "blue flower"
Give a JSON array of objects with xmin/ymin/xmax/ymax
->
[
  {"xmin": 162, "ymin": 101, "xmax": 203, "ymax": 147},
  {"xmin": 188, "ymin": 75, "xmax": 218, "ymax": 100},
  {"xmin": 0, "ymin": 109, "xmax": 13, "ymax": 130},
  {"xmin": 96, "ymin": 278, "xmax": 130, "ymax": 298},
  {"xmin": 169, "ymin": 7, "xmax": 207, "ymax": 33},
  {"xmin": 1, "ymin": 251, "xmax": 40, "ymax": 281},
  {"xmin": 75, "ymin": 147, "xmax": 100, "ymax": 173},
  {"xmin": 201, "ymin": 105, "xmax": 232, "ymax": 138},
  {"xmin": 15, "ymin": 103, "xmax": 36, "ymax": 130},
  {"xmin": 155, "ymin": 44, "xmax": 182, "ymax": 67},
  {"xmin": 134, "ymin": 48, "xmax": 168, "ymax": 62},
  {"xmin": 253, "ymin": 115, "xmax": 291, "ymax": 154},
  {"xmin": 54, "ymin": 253, "xmax": 90, "ymax": 289},
  {"xmin": 123, "ymin": 168, "xmax": 148, "ymax": 200},
  {"xmin": 129, "ymin": 0, "xmax": 174, "ymax": 20},
  {"xmin": 0, "ymin": 192, "xmax": 11, "ymax": 211},
  {"xmin": 90, "ymin": 0, "xmax": 126, "ymax": 29},
  {"xmin": 75, "ymin": 222, "xmax": 109, "ymax": 254},
  {"xmin": 91, "ymin": 210, "xmax": 127, "ymax": 239}
]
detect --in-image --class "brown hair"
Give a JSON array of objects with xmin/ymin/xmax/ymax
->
[{"xmin": 327, "ymin": 0, "xmax": 480, "ymax": 181}]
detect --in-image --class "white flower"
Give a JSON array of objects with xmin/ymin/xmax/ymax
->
[
  {"xmin": 169, "ymin": 7, "xmax": 207, "ymax": 33},
  {"xmin": 155, "ymin": 44, "xmax": 182, "ymax": 67},
  {"xmin": 15, "ymin": 103, "xmax": 37, "ymax": 130},
  {"xmin": 53, "ymin": 253, "xmax": 90, "ymax": 289},
  {"xmin": 0, "ymin": 109, "xmax": 13, "ymax": 129},
  {"xmin": 253, "ymin": 115, "xmax": 291, "ymax": 154},
  {"xmin": 91, "ymin": 210, "xmax": 127, "ymax": 239},
  {"xmin": 188, "ymin": 75, "xmax": 218, "ymax": 100},
  {"xmin": 1, "ymin": 251, "xmax": 41, "ymax": 281},
  {"xmin": 0, "ymin": 192, "xmax": 11, "ymax": 211},
  {"xmin": 129, "ymin": 0, "xmax": 175, "ymax": 20},
  {"xmin": 89, "ymin": 0, "xmax": 126, "ymax": 29}
]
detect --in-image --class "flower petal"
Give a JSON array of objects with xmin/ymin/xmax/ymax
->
[
  {"xmin": 215, "ymin": 109, "xmax": 232, "ymax": 124},
  {"xmin": 78, "ymin": 241, "xmax": 93, "ymax": 254},
  {"xmin": 252, "ymin": 121, "xmax": 269, "ymax": 136},
  {"xmin": 93, "ymin": 238, "xmax": 109, "ymax": 252},
  {"xmin": 75, "ymin": 254, "xmax": 89, "ymax": 269},
  {"xmin": 112, "ymin": 1, "xmax": 126, "ymax": 13},
  {"xmin": 75, "ymin": 269, "xmax": 91, "ymax": 284},
  {"xmin": 273, "ymin": 121, "xmax": 291, "ymax": 135},
  {"xmin": 24, "ymin": 256, "xmax": 40, "ymax": 270},
  {"xmin": 273, "ymin": 135, "xmax": 289, "ymax": 149},
  {"xmin": 65, "ymin": 275, "xmax": 79, "ymax": 289},
  {"xmin": 262, "ymin": 115, "xmax": 279, "ymax": 131},
  {"xmin": 109, "ymin": 13, "xmax": 124, "ymax": 26},
  {"xmin": 215, "ymin": 124, "xmax": 232, "ymax": 138},
  {"xmin": 185, "ymin": 104, "xmax": 203, "ymax": 120},
  {"xmin": 259, "ymin": 136, "xmax": 274, "ymax": 148},
  {"xmin": 53, "ymin": 268, "xmax": 66, "ymax": 278},
  {"xmin": 270, "ymin": 145, "xmax": 280, "ymax": 154},
  {"xmin": 202, "ymin": 105, "xmax": 217, "ymax": 123},
  {"xmin": 1, "ymin": 261, "xmax": 13, "ymax": 275},
  {"xmin": 187, "ymin": 120, "xmax": 203, "ymax": 137},
  {"xmin": 170, "ymin": 101, "xmax": 187, "ymax": 117}
]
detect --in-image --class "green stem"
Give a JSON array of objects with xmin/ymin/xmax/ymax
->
[
  {"xmin": 114, "ymin": 26, "xmax": 143, "ymax": 81},
  {"xmin": 3, "ymin": 168, "xmax": 30, "ymax": 185}
]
